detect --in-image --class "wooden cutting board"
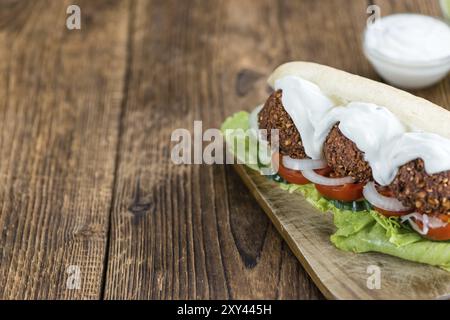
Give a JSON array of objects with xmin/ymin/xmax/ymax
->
[{"xmin": 233, "ymin": 164, "xmax": 450, "ymax": 300}]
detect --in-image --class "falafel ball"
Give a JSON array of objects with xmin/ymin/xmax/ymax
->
[
  {"xmin": 323, "ymin": 123, "xmax": 372, "ymax": 183},
  {"xmin": 390, "ymin": 159, "xmax": 450, "ymax": 215},
  {"xmin": 258, "ymin": 90, "xmax": 308, "ymax": 159}
]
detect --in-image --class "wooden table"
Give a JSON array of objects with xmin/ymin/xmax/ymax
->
[{"xmin": 0, "ymin": 0, "xmax": 448, "ymax": 300}]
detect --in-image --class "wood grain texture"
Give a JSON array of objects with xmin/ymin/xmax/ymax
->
[
  {"xmin": 0, "ymin": 0, "xmax": 129, "ymax": 299},
  {"xmin": 233, "ymin": 164, "xmax": 450, "ymax": 300},
  {"xmin": 102, "ymin": 0, "xmax": 331, "ymax": 300},
  {"xmin": 0, "ymin": 0, "xmax": 448, "ymax": 300}
]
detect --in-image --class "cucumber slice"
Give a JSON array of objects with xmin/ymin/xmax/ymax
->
[
  {"xmin": 270, "ymin": 173, "xmax": 287, "ymax": 184},
  {"xmin": 331, "ymin": 199, "xmax": 373, "ymax": 212}
]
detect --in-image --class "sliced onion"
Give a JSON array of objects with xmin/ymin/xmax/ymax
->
[
  {"xmin": 428, "ymin": 215, "xmax": 449, "ymax": 228},
  {"xmin": 363, "ymin": 182, "xmax": 411, "ymax": 212},
  {"xmin": 301, "ymin": 170, "xmax": 354, "ymax": 186},
  {"xmin": 408, "ymin": 218, "xmax": 429, "ymax": 235},
  {"xmin": 401, "ymin": 213, "xmax": 429, "ymax": 235},
  {"xmin": 401, "ymin": 212, "xmax": 448, "ymax": 235},
  {"xmin": 282, "ymin": 156, "xmax": 328, "ymax": 171}
]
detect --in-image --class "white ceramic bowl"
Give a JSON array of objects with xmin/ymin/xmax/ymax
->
[{"xmin": 363, "ymin": 17, "xmax": 450, "ymax": 89}]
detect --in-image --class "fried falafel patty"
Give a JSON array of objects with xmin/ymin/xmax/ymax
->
[
  {"xmin": 323, "ymin": 124, "xmax": 372, "ymax": 183},
  {"xmin": 389, "ymin": 159, "xmax": 450, "ymax": 215},
  {"xmin": 258, "ymin": 90, "xmax": 308, "ymax": 159}
]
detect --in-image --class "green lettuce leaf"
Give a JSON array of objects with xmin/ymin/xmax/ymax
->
[
  {"xmin": 331, "ymin": 210, "xmax": 450, "ymax": 272},
  {"xmin": 222, "ymin": 111, "xmax": 450, "ymax": 272},
  {"xmin": 221, "ymin": 111, "xmax": 260, "ymax": 171}
]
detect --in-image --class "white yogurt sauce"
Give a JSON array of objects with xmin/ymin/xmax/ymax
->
[
  {"xmin": 383, "ymin": 132, "xmax": 450, "ymax": 182},
  {"xmin": 365, "ymin": 14, "xmax": 450, "ymax": 62},
  {"xmin": 274, "ymin": 76, "xmax": 334, "ymax": 159},
  {"xmin": 272, "ymin": 76, "xmax": 450, "ymax": 185}
]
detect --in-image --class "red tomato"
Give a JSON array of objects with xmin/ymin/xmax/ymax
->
[
  {"xmin": 373, "ymin": 186, "xmax": 413, "ymax": 217},
  {"xmin": 308, "ymin": 165, "xmax": 364, "ymax": 202},
  {"xmin": 272, "ymin": 153, "xmax": 330, "ymax": 185},
  {"xmin": 373, "ymin": 207, "xmax": 414, "ymax": 217},
  {"xmin": 277, "ymin": 162, "xmax": 310, "ymax": 185},
  {"xmin": 315, "ymin": 182, "xmax": 365, "ymax": 202},
  {"xmin": 415, "ymin": 215, "xmax": 450, "ymax": 241},
  {"xmin": 274, "ymin": 153, "xmax": 363, "ymax": 202}
]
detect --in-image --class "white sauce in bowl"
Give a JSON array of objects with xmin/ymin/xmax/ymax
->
[
  {"xmin": 363, "ymin": 14, "xmax": 450, "ymax": 89},
  {"xmin": 365, "ymin": 14, "xmax": 450, "ymax": 63}
]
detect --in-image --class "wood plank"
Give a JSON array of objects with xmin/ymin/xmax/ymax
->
[
  {"xmin": 233, "ymin": 164, "xmax": 450, "ymax": 300},
  {"xmin": 279, "ymin": 0, "xmax": 374, "ymax": 75},
  {"xmin": 103, "ymin": 0, "xmax": 376, "ymax": 300},
  {"xmin": 0, "ymin": 0, "xmax": 129, "ymax": 299}
]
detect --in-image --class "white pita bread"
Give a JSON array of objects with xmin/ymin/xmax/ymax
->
[{"xmin": 268, "ymin": 61, "xmax": 450, "ymax": 138}]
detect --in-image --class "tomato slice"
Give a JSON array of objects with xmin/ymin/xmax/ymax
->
[
  {"xmin": 307, "ymin": 165, "xmax": 364, "ymax": 202},
  {"xmin": 415, "ymin": 215, "xmax": 450, "ymax": 241},
  {"xmin": 274, "ymin": 153, "xmax": 309, "ymax": 185},
  {"xmin": 373, "ymin": 207, "xmax": 413, "ymax": 217},
  {"xmin": 278, "ymin": 164, "xmax": 310, "ymax": 185},
  {"xmin": 315, "ymin": 182, "xmax": 365, "ymax": 202},
  {"xmin": 373, "ymin": 186, "xmax": 414, "ymax": 217},
  {"xmin": 273, "ymin": 153, "xmax": 330, "ymax": 185}
]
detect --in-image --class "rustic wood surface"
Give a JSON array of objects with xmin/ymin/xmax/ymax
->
[{"xmin": 0, "ymin": 0, "xmax": 448, "ymax": 300}]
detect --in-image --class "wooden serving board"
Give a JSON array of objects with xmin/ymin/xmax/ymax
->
[{"xmin": 233, "ymin": 164, "xmax": 450, "ymax": 300}]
